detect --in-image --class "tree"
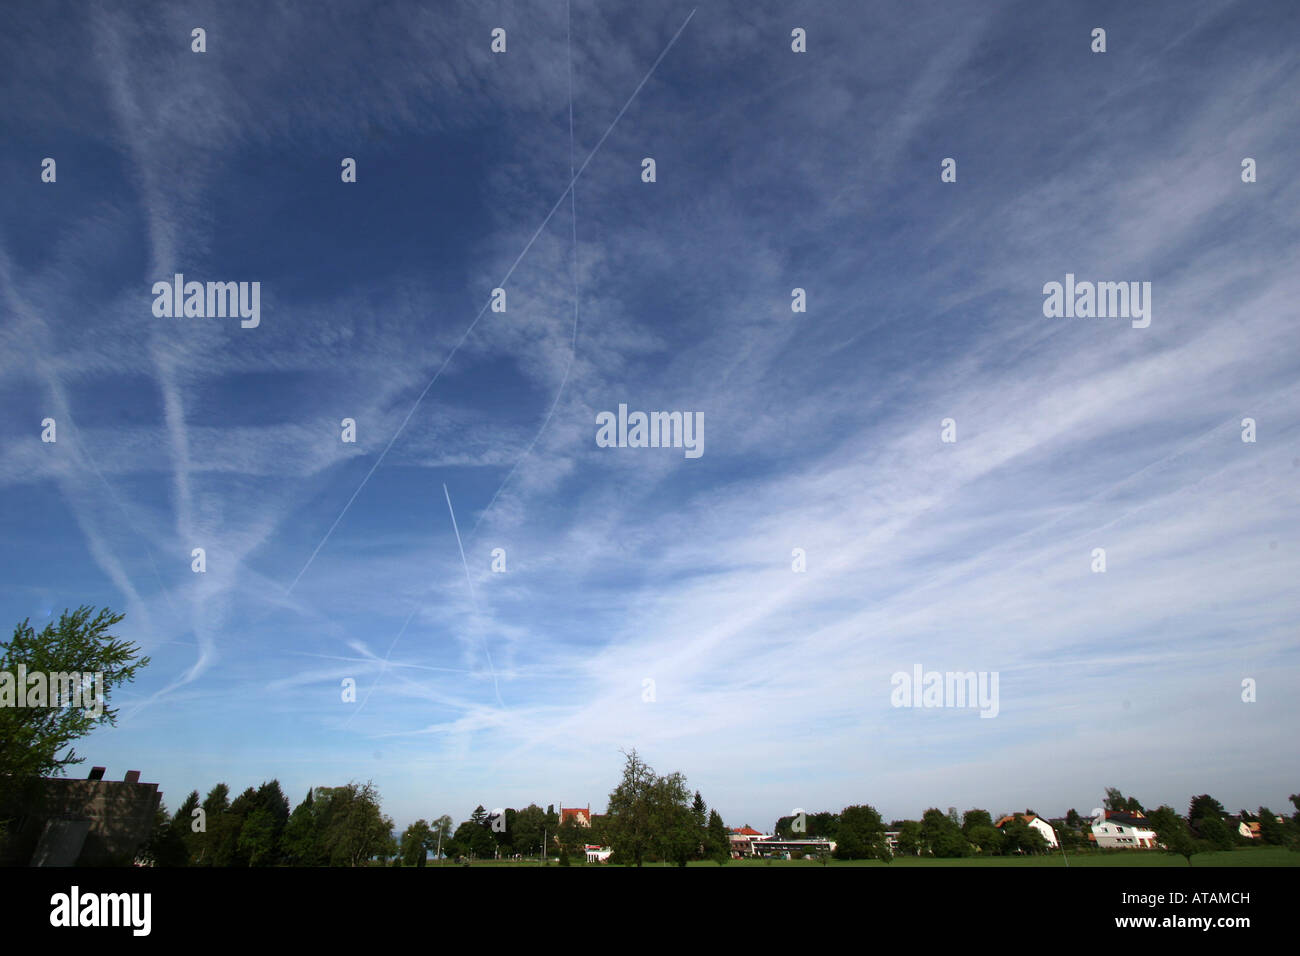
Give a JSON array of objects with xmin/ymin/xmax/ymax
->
[
  {"xmin": 450, "ymin": 819, "xmax": 495, "ymax": 861},
  {"xmin": 171, "ymin": 790, "xmax": 201, "ymax": 863},
  {"xmin": 1065, "ymin": 808, "xmax": 1082, "ymax": 829},
  {"xmin": 238, "ymin": 808, "xmax": 280, "ymax": 866},
  {"xmin": 921, "ymin": 808, "xmax": 971, "ymax": 857},
  {"xmin": 966, "ymin": 825, "xmax": 1004, "ymax": 854},
  {"xmin": 605, "ymin": 749, "xmax": 657, "ymax": 867},
  {"xmin": 400, "ymin": 819, "xmax": 433, "ymax": 867},
  {"xmin": 1104, "ymin": 788, "xmax": 1127, "ymax": 812},
  {"xmin": 512, "ymin": 804, "xmax": 546, "ymax": 858},
  {"xmin": 961, "ymin": 809, "xmax": 993, "ymax": 836},
  {"xmin": 1193, "ymin": 813, "xmax": 1234, "ymax": 852},
  {"xmin": 1257, "ymin": 809, "xmax": 1287, "ymax": 846},
  {"xmin": 430, "ymin": 814, "xmax": 453, "ymax": 858},
  {"xmin": 314, "ymin": 782, "xmax": 394, "ymax": 866},
  {"xmin": 706, "ymin": 809, "xmax": 730, "ymax": 863},
  {"xmin": 1149, "ymin": 805, "xmax": 1203, "ymax": 865},
  {"xmin": 692, "ymin": 791, "xmax": 707, "ymax": 829},
  {"xmin": 139, "ymin": 801, "xmax": 190, "ymax": 867},
  {"xmin": 0, "ymin": 608, "xmax": 150, "ymax": 805},
  {"xmin": 282, "ymin": 789, "xmax": 325, "ymax": 866},
  {"xmin": 1000, "ymin": 817, "xmax": 1047, "ymax": 855},
  {"xmin": 834, "ymin": 805, "xmax": 887, "ymax": 860},
  {"xmin": 895, "ymin": 820, "xmax": 922, "ymax": 856},
  {"xmin": 1187, "ymin": 795, "xmax": 1227, "ymax": 826},
  {"xmin": 650, "ymin": 772, "xmax": 697, "ymax": 866}
]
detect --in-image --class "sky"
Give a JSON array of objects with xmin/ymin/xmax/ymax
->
[{"xmin": 1, "ymin": 0, "xmax": 1298, "ymax": 834}]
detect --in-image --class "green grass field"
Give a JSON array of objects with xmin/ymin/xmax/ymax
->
[{"xmin": 447, "ymin": 847, "xmax": 1298, "ymax": 867}]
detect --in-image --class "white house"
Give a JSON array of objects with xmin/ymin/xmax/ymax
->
[
  {"xmin": 994, "ymin": 814, "xmax": 1058, "ymax": 849},
  {"xmin": 584, "ymin": 844, "xmax": 612, "ymax": 863},
  {"xmin": 1091, "ymin": 811, "xmax": 1157, "ymax": 849}
]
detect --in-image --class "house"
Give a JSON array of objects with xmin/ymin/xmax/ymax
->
[
  {"xmin": 994, "ymin": 813, "xmax": 1059, "ymax": 849},
  {"xmin": 559, "ymin": 806, "xmax": 593, "ymax": 828},
  {"xmin": 0, "ymin": 766, "xmax": 162, "ymax": 866},
  {"xmin": 1238, "ymin": 820, "xmax": 1261, "ymax": 840},
  {"xmin": 752, "ymin": 837, "xmax": 836, "ymax": 858},
  {"xmin": 1091, "ymin": 810, "xmax": 1157, "ymax": 849},
  {"xmin": 729, "ymin": 825, "xmax": 767, "ymax": 857},
  {"xmin": 584, "ymin": 844, "xmax": 612, "ymax": 863}
]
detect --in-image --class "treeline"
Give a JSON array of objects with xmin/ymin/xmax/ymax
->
[
  {"xmin": 1098, "ymin": 787, "xmax": 1300, "ymax": 863},
  {"xmin": 773, "ymin": 807, "xmax": 1052, "ymax": 859},
  {"xmin": 141, "ymin": 780, "xmax": 395, "ymax": 866},
  {"xmin": 416, "ymin": 759, "xmax": 734, "ymax": 866},
  {"xmin": 771, "ymin": 786, "xmax": 1300, "ymax": 862}
]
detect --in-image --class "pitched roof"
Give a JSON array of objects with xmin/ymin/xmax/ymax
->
[
  {"xmin": 560, "ymin": 807, "xmax": 592, "ymax": 826},
  {"xmin": 1104, "ymin": 810, "xmax": 1151, "ymax": 827},
  {"xmin": 731, "ymin": 826, "xmax": 764, "ymax": 836},
  {"xmin": 994, "ymin": 814, "xmax": 1041, "ymax": 828}
]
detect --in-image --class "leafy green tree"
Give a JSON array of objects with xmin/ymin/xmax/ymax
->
[
  {"xmin": 238, "ymin": 808, "xmax": 280, "ymax": 866},
  {"xmin": 470, "ymin": 805, "xmax": 488, "ymax": 826},
  {"xmin": 450, "ymin": 819, "xmax": 495, "ymax": 860},
  {"xmin": 834, "ymin": 805, "xmax": 886, "ymax": 860},
  {"xmin": 282, "ymin": 789, "xmax": 325, "ymax": 865},
  {"xmin": 430, "ymin": 814, "xmax": 453, "ymax": 858},
  {"xmin": 1187, "ymin": 795, "xmax": 1227, "ymax": 825},
  {"xmin": 512, "ymin": 804, "xmax": 547, "ymax": 857},
  {"xmin": 1257, "ymin": 808, "xmax": 1286, "ymax": 846},
  {"xmin": 1149, "ymin": 805, "xmax": 1203, "ymax": 865},
  {"xmin": 1065, "ymin": 808, "xmax": 1082, "ymax": 829},
  {"xmin": 171, "ymin": 790, "xmax": 201, "ymax": 862},
  {"xmin": 0, "ymin": 608, "xmax": 150, "ymax": 805},
  {"xmin": 895, "ymin": 820, "xmax": 922, "ymax": 856},
  {"xmin": 201, "ymin": 783, "xmax": 230, "ymax": 817},
  {"xmin": 706, "ymin": 809, "xmax": 730, "ymax": 862},
  {"xmin": 400, "ymin": 819, "xmax": 433, "ymax": 866},
  {"xmin": 921, "ymin": 808, "xmax": 971, "ymax": 857},
  {"xmin": 189, "ymin": 783, "xmax": 231, "ymax": 864},
  {"xmin": 1104, "ymin": 787, "xmax": 1128, "ymax": 812},
  {"xmin": 140, "ymin": 801, "xmax": 190, "ymax": 866},
  {"xmin": 966, "ymin": 824, "xmax": 1004, "ymax": 854},
  {"xmin": 315, "ymin": 781, "xmax": 395, "ymax": 866},
  {"xmin": 489, "ymin": 808, "xmax": 516, "ymax": 855},
  {"xmin": 1193, "ymin": 813, "xmax": 1234, "ymax": 851},
  {"xmin": 605, "ymin": 749, "xmax": 657, "ymax": 867},
  {"xmin": 650, "ymin": 772, "xmax": 697, "ymax": 867},
  {"xmin": 961, "ymin": 809, "xmax": 993, "ymax": 835},
  {"xmin": 1000, "ymin": 817, "xmax": 1047, "ymax": 855}
]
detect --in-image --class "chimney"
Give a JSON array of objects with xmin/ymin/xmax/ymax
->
[
  {"xmin": 88, "ymin": 767, "xmax": 106, "ymax": 781},
  {"xmin": 124, "ymin": 770, "xmax": 141, "ymax": 784}
]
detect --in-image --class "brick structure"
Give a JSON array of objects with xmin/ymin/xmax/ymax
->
[{"xmin": 0, "ymin": 767, "xmax": 162, "ymax": 866}]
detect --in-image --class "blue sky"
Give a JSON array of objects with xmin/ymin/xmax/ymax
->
[{"xmin": 2, "ymin": 0, "xmax": 1298, "ymax": 833}]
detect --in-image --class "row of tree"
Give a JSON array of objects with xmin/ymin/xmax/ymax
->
[
  {"xmin": 773, "ymin": 806, "xmax": 1049, "ymax": 859},
  {"xmin": 417, "ymin": 753, "xmax": 735, "ymax": 866},
  {"xmin": 766, "ymin": 786, "xmax": 1300, "ymax": 863},
  {"xmin": 142, "ymin": 780, "xmax": 396, "ymax": 866}
]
